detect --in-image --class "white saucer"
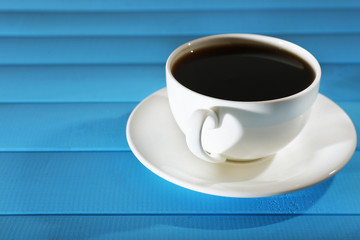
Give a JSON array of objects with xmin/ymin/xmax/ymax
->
[{"xmin": 126, "ymin": 88, "xmax": 357, "ymax": 198}]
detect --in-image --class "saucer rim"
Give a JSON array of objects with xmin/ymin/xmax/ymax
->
[{"xmin": 126, "ymin": 88, "xmax": 357, "ymax": 198}]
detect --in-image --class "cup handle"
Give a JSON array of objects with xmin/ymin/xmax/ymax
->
[{"xmin": 186, "ymin": 109, "xmax": 227, "ymax": 163}]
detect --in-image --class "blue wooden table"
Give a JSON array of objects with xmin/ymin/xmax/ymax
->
[{"xmin": 0, "ymin": 1, "xmax": 359, "ymax": 239}]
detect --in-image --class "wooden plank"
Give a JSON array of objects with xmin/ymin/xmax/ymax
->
[
  {"xmin": 0, "ymin": 35, "xmax": 358, "ymax": 64},
  {"xmin": 0, "ymin": 64, "xmax": 358, "ymax": 102},
  {"xmin": 0, "ymin": 102, "xmax": 135, "ymax": 151},
  {"xmin": 0, "ymin": 0, "xmax": 359, "ymax": 11},
  {"xmin": 0, "ymin": 64, "xmax": 166, "ymax": 103},
  {"xmin": 0, "ymin": 151, "xmax": 358, "ymax": 214},
  {"xmin": 0, "ymin": 10, "xmax": 359, "ymax": 36},
  {"xmin": 0, "ymin": 101, "xmax": 358, "ymax": 151},
  {"xmin": 0, "ymin": 214, "xmax": 359, "ymax": 239}
]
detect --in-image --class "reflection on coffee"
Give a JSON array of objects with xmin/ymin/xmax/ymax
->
[{"xmin": 172, "ymin": 43, "xmax": 315, "ymax": 101}]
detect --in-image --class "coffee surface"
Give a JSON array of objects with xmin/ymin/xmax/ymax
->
[{"xmin": 172, "ymin": 43, "xmax": 315, "ymax": 101}]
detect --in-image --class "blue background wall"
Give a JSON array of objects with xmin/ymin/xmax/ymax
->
[{"xmin": 0, "ymin": 0, "xmax": 359, "ymax": 239}]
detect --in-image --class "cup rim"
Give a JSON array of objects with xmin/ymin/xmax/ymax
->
[{"xmin": 165, "ymin": 33, "xmax": 321, "ymax": 104}]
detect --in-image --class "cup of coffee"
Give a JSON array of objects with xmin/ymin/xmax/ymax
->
[{"xmin": 166, "ymin": 34, "xmax": 321, "ymax": 163}]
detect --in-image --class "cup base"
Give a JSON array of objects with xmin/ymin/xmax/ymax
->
[{"xmin": 225, "ymin": 154, "xmax": 276, "ymax": 163}]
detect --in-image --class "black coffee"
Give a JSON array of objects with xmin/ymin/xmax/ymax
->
[{"xmin": 172, "ymin": 43, "xmax": 315, "ymax": 101}]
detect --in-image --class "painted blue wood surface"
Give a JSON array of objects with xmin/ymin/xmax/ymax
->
[
  {"xmin": 0, "ymin": 10, "xmax": 359, "ymax": 36},
  {"xmin": 0, "ymin": 215, "xmax": 360, "ymax": 239},
  {"xmin": 0, "ymin": 64, "xmax": 359, "ymax": 102},
  {"xmin": 0, "ymin": 0, "xmax": 359, "ymax": 11},
  {"xmin": 0, "ymin": 151, "xmax": 359, "ymax": 215},
  {"xmin": 0, "ymin": 102, "xmax": 358, "ymax": 151},
  {"xmin": 0, "ymin": 35, "xmax": 359, "ymax": 64},
  {"xmin": 0, "ymin": 0, "xmax": 359, "ymax": 238}
]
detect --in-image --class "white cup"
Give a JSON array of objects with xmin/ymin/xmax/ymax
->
[{"xmin": 166, "ymin": 34, "xmax": 321, "ymax": 163}]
